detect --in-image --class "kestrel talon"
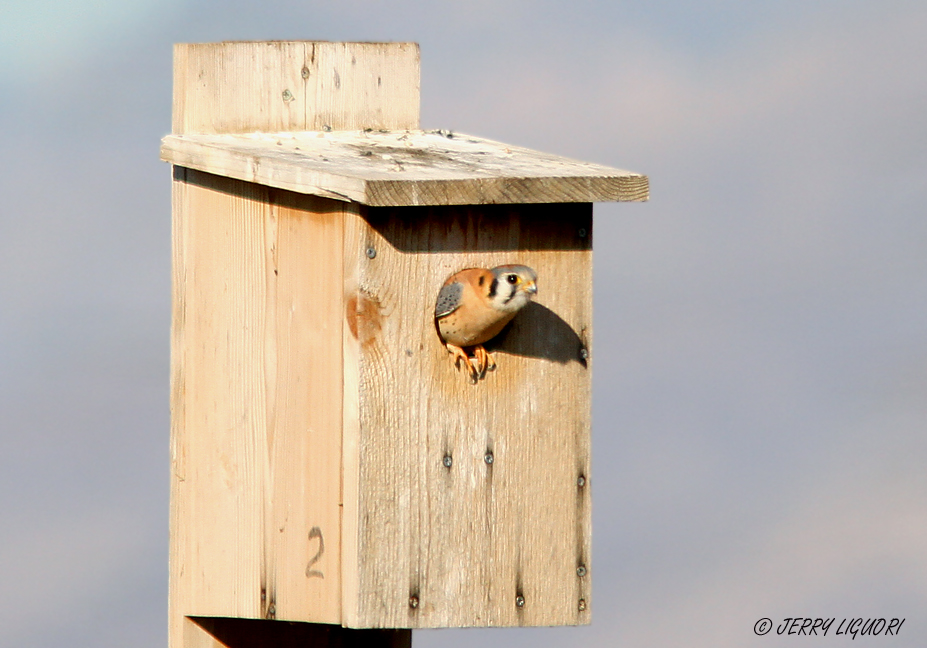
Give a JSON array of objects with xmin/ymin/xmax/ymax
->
[{"xmin": 434, "ymin": 265, "xmax": 538, "ymax": 382}]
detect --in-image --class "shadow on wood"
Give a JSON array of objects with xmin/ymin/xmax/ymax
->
[
  {"xmin": 173, "ymin": 167, "xmax": 593, "ymax": 255},
  {"xmin": 366, "ymin": 203, "xmax": 593, "ymax": 252},
  {"xmin": 173, "ymin": 167, "xmax": 346, "ymax": 217},
  {"xmin": 189, "ymin": 617, "xmax": 412, "ymax": 648},
  {"xmin": 488, "ymin": 302, "xmax": 589, "ymax": 367}
]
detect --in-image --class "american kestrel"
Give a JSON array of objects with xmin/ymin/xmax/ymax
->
[{"xmin": 434, "ymin": 265, "xmax": 538, "ymax": 381}]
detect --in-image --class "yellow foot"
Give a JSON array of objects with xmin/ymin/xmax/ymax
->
[
  {"xmin": 446, "ymin": 343, "xmax": 479, "ymax": 382},
  {"xmin": 472, "ymin": 345, "xmax": 496, "ymax": 378}
]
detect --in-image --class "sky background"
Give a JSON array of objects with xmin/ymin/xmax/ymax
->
[{"xmin": 1, "ymin": 1, "xmax": 925, "ymax": 647}]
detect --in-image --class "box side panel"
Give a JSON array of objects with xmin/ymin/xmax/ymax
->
[
  {"xmin": 341, "ymin": 204, "xmax": 593, "ymax": 628},
  {"xmin": 169, "ymin": 168, "xmax": 345, "ymax": 648}
]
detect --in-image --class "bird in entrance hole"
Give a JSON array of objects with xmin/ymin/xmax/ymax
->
[{"xmin": 434, "ymin": 265, "xmax": 538, "ymax": 382}]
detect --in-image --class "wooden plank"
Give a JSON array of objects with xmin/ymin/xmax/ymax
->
[
  {"xmin": 169, "ymin": 168, "xmax": 346, "ymax": 648},
  {"xmin": 161, "ymin": 130, "xmax": 650, "ymax": 206},
  {"xmin": 341, "ymin": 203, "xmax": 593, "ymax": 628},
  {"xmin": 172, "ymin": 42, "xmax": 420, "ymax": 135},
  {"xmin": 310, "ymin": 42, "xmax": 421, "ymax": 132}
]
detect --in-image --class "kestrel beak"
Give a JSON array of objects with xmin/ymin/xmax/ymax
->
[{"xmin": 523, "ymin": 280, "xmax": 538, "ymax": 295}]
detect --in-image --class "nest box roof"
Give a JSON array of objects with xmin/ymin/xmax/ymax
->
[{"xmin": 160, "ymin": 129, "xmax": 648, "ymax": 207}]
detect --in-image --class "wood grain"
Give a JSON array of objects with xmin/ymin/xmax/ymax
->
[
  {"xmin": 172, "ymin": 42, "xmax": 420, "ymax": 135},
  {"xmin": 169, "ymin": 169, "xmax": 347, "ymax": 647},
  {"xmin": 341, "ymin": 203, "xmax": 594, "ymax": 628},
  {"xmin": 170, "ymin": 173, "xmax": 595, "ymax": 633},
  {"xmin": 161, "ymin": 130, "xmax": 649, "ymax": 206}
]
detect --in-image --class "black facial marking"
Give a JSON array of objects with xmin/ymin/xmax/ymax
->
[
  {"xmin": 479, "ymin": 275, "xmax": 485, "ymax": 287},
  {"xmin": 488, "ymin": 277, "xmax": 498, "ymax": 298}
]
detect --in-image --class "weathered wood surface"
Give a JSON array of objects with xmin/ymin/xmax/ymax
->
[
  {"xmin": 172, "ymin": 41, "xmax": 420, "ymax": 134},
  {"xmin": 171, "ymin": 172, "xmax": 594, "ymax": 632},
  {"xmin": 170, "ymin": 168, "xmax": 594, "ymax": 632},
  {"xmin": 169, "ymin": 169, "xmax": 347, "ymax": 647},
  {"xmin": 161, "ymin": 129, "xmax": 649, "ymax": 206},
  {"xmin": 341, "ymin": 203, "xmax": 593, "ymax": 628}
]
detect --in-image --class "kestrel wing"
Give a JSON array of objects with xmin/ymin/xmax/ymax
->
[{"xmin": 435, "ymin": 281, "xmax": 464, "ymax": 318}]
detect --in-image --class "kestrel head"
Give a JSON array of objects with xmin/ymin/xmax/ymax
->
[{"xmin": 486, "ymin": 265, "xmax": 538, "ymax": 314}]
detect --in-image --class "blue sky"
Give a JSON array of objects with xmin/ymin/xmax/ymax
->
[{"xmin": 1, "ymin": 1, "xmax": 925, "ymax": 647}]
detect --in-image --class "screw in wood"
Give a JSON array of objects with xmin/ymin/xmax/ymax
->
[
  {"xmin": 301, "ymin": 66, "xmax": 310, "ymax": 79},
  {"xmin": 515, "ymin": 595, "xmax": 525, "ymax": 608},
  {"xmin": 576, "ymin": 565, "xmax": 587, "ymax": 577},
  {"xmin": 443, "ymin": 454, "xmax": 453, "ymax": 468},
  {"xmin": 408, "ymin": 595, "xmax": 420, "ymax": 609},
  {"xmin": 577, "ymin": 475, "xmax": 586, "ymax": 488},
  {"xmin": 578, "ymin": 598, "xmax": 587, "ymax": 612},
  {"xmin": 366, "ymin": 247, "xmax": 377, "ymax": 259},
  {"xmin": 577, "ymin": 228, "xmax": 588, "ymax": 238},
  {"xmin": 281, "ymin": 89, "xmax": 294, "ymax": 102},
  {"xmin": 484, "ymin": 452, "xmax": 494, "ymax": 465},
  {"xmin": 579, "ymin": 347, "xmax": 589, "ymax": 360}
]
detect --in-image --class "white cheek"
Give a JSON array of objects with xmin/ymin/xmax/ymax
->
[
  {"xmin": 499, "ymin": 292, "xmax": 529, "ymax": 313},
  {"xmin": 492, "ymin": 287, "xmax": 514, "ymax": 309}
]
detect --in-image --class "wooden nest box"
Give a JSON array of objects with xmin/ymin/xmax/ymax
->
[{"xmin": 162, "ymin": 41, "xmax": 648, "ymax": 647}]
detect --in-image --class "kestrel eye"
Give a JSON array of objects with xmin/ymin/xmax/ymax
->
[{"xmin": 507, "ymin": 274, "xmax": 518, "ymax": 284}]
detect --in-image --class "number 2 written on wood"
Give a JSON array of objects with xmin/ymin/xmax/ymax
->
[{"xmin": 306, "ymin": 526, "xmax": 324, "ymax": 578}]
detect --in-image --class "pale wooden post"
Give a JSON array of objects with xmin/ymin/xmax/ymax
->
[{"xmin": 163, "ymin": 41, "xmax": 647, "ymax": 648}]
